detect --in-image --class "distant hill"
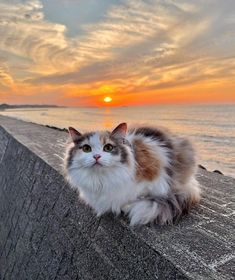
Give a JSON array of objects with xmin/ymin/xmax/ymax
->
[{"xmin": 0, "ymin": 104, "xmax": 62, "ymax": 110}]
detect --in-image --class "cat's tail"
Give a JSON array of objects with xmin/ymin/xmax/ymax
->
[{"xmin": 125, "ymin": 180, "xmax": 201, "ymax": 226}]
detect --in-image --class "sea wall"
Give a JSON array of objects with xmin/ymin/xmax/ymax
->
[{"xmin": 0, "ymin": 116, "xmax": 234, "ymax": 280}]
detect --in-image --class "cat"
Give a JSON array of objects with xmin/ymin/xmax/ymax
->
[{"xmin": 64, "ymin": 123, "xmax": 201, "ymax": 225}]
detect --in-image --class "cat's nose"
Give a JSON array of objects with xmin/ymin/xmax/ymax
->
[{"xmin": 93, "ymin": 154, "xmax": 101, "ymax": 161}]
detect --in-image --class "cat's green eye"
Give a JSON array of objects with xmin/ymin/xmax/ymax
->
[
  {"xmin": 82, "ymin": 144, "xmax": 92, "ymax": 153},
  {"xmin": 103, "ymin": 143, "xmax": 113, "ymax": 152}
]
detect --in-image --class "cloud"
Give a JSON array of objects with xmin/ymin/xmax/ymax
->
[
  {"xmin": 28, "ymin": 1, "xmax": 235, "ymax": 86},
  {"xmin": 0, "ymin": 0, "xmax": 81, "ymax": 77},
  {"xmin": 0, "ymin": 59, "xmax": 14, "ymax": 87},
  {"xmin": 0, "ymin": 0, "xmax": 235, "ymax": 104}
]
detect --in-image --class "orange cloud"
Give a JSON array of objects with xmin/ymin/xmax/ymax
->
[{"xmin": 0, "ymin": 0, "xmax": 235, "ymax": 106}]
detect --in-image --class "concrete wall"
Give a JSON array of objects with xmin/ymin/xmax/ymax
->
[{"xmin": 0, "ymin": 116, "xmax": 234, "ymax": 280}]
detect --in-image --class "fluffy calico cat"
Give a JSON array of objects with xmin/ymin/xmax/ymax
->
[{"xmin": 64, "ymin": 123, "xmax": 201, "ymax": 225}]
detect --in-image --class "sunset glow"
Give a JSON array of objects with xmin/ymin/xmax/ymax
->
[
  {"xmin": 104, "ymin": 97, "xmax": 112, "ymax": 103},
  {"xmin": 0, "ymin": 0, "xmax": 235, "ymax": 106}
]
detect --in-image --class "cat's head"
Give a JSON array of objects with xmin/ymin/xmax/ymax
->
[{"xmin": 65, "ymin": 123, "xmax": 133, "ymax": 173}]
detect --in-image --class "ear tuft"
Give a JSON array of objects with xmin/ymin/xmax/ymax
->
[
  {"xmin": 68, "ymin": 127, "xmax": 82, "ymax": 142},
  {"xmin": 111, "ymin": 123, "xmax": 127, "ymax": 138}
]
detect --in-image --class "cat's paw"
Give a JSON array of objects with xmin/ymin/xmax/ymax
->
[
  {"xmin": 121, "ymin": 203, "xmax": 133, "ymax": 214},
  {"xmin": 126, "ymin": 200, "xmax": 158, "ymax": 226}
]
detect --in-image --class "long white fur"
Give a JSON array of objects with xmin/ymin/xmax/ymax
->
[{"xmin": 66, "ymin": 129, "xmax": 200, "ymax": 225}]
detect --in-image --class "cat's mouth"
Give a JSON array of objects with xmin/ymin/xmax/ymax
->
[{"xmin": 92, "ymin": 161, "xmax": 103, "ymax": 167}]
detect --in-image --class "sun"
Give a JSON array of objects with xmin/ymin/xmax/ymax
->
[{"xmin": 103, "ymin": 96, "xmax": 112, "ymax": 103}]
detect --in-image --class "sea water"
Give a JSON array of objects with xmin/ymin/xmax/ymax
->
[{"xmin": 1, "ymin": 104, "xmax": 234, "ymax": 178}]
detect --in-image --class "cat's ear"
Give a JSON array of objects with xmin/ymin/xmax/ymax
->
[
  {"xmin": 111, "ymin": 123, "xmax": 127, "ymax": 138},
  {"xmin": 68, "ymin": 127, "xmax": 82, "ymax": 142}
]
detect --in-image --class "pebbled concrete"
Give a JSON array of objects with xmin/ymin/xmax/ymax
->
[{"xmin": 0, "ymin": 115, "xmax": 234, "ymax": 280}]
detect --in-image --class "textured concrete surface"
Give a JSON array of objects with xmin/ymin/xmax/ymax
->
[{"xmin": 0, "ymin": 115, "xmax": 234, "ymax": 280}]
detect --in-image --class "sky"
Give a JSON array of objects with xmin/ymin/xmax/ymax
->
[{"xmin": 0, "ymin": 0, "xmax": 235, "ymax": 106}]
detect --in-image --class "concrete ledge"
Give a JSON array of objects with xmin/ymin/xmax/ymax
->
[{"xmin": 0, "ymin": 116, "xmax": 234, "ymax": 280}]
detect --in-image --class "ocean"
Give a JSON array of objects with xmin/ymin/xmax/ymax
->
[{"xmin": 1, "ymin": 104, "xmax": 234, "ymax": 178}]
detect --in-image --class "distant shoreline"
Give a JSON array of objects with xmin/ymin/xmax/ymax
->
[{"xmin": 0, "ymin": 104, "xmax": 65, "ymax": 110}]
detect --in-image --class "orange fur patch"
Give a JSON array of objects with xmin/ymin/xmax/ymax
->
[{"xmin": 133, "ymin": 139, "xmax": 161, "ymax": 182}]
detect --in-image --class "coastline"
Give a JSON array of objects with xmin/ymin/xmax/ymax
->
[{"xmin": 0, "ymin": 104, "xmax": 64, "ymax": 110}]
